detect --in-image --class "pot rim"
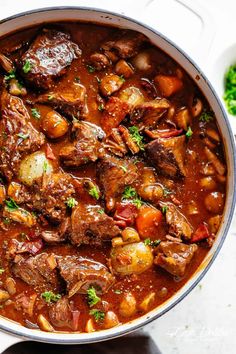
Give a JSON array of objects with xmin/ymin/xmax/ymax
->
[{"xmin": 0, "ymin": 5, "xmax": 235, "ymax": 345}]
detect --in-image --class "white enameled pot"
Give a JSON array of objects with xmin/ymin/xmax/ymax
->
[{"xmin": 0, "ymin": 4, "xmax": 235, "ymax": 351}]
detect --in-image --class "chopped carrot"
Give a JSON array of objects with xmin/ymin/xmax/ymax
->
[
  {"xmin": 154, "ymin": 75, "xmax": 183, "ymax": 97},
  {"xmin": 191, "ymin": 223, "xmax": 209, "ymax": 243},
  {"xmin": 136, "ymin": 205, "xmax": 162, "ymax": 238}
]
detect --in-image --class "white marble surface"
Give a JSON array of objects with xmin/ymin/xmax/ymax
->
[{"xmin": 0, "ymin": 1, "xmax": 236, "ymax": 353}]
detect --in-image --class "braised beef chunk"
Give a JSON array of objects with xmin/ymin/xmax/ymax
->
[
  {"xmin": 49, "ymin": 297, "xmax": 80, "ymax": 331},
  {"xmin": 18, "ymin": 29, "xmax": 81, "ymax": 89},
  {"xmin": 12, "ymin": 253, "xmax": 59, "ymax": 290},
  {"xmin": 36, "ymin": 82, "xmax": 87, "ymax": 118},
  {"xmin": 70, "ymin": 204, "xmax": 120, "ymax": 246},
  {"xmin": 60, "ymin": 121, "xmax": 104, "ymax": 167},
  {"xmin": 57, "ymin": 256, "xmax": 115, "ymax": 297},
  {"xmin": 41, "ymin": 217, "xmax": 70, "ymax": 243},
  {"xmin": 146, "ymin": 135, "xmax": 186, "ymax": 178},
  {"xmin": 154, "ymin": 241, "xmax": 198, "ymax": 277},
  {"xmin": 164, "ymin": 203, "xmax": 193, "ymax": 239},
  {"xmin": 131, "ymin": 99, "xmax": 170, "ymax": 128},
  {"xmin": 0, "ymin": 91, "xmax": 45, "ymax": 180},
  {"xmin": 97, "ymin": 156, "xmax": 138, "ymax": 210},
  {"xmin": 101, "ymin": 30, "xmax": 147, "ymax": 59},
  {"xmin": 15, "ymin": 292, "xmax": 37, "ymax": 317},
  {"xmin": 32, "ymin": 173, "xmax": 76, "ymax": 225},
  {"xmin": 101, "ymin": 97, "xmax": 130, "ymax": 136}
]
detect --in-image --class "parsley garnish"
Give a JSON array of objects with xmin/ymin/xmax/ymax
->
[
  {"xmin": 119, "ymin": 75, "xmax": 126, "ymax": 83},
  {"xmin": 87, "ymin": 287, "xmax": 101, "ymax": 307},
  {"xmin": 87, "ymin": 65, "xmax": 95, "ymax": 73},
  {"xmin": 96, "ymin": 76, "xmax": 101, "ymax": 84},
  {"xmin": 224, "ymin": 65, "xmax": 236, "ymax": 115},
  {"xmin": 97, "ymin": 209, "xmax": 104, "ymax": 214},
  {"xmin": 89, "ymin": 309, "xmax": 105, "ymax": 322},
  {"xmin": 65, "ymin": 197, "xmax": 78, "ymax": 208},
  {"xmin": 31, "ymin": 108, "xmax": 41, "ymax": 120},
  {"xmin": 41, "ymin": 291, "xmax": 61, "ymax": 303},
  {"xmin": 163, "ymin": 187, "xmax": 172, "ymax": 197},
  {"xmin": 4, "ymin": 70, "xmax": 16, "ymax": 82},
  {"xmin": 186, "ymin": 126, "xmax": 193, "ymax": 138},
  {"xmin": 98, "ymin": 104, "xmax": 104, "ymax": 112},
  {"xmin": 128, "ymin": 126, "xmax": 145, "ymax": 150},
  {"xmin": 0, "ymin": 268, "xmax": 5, "ymax": 275},
  {"xmin": 89, "ymin": 185, "xmax": 100, "ymax": 200},
  {"xmin": 22, "ymin": 60, "xmax": 32, "ymax": 74},
  {"xmin": 121, "ymin": 165, "xmax": 127, "ymax": 173},
  {"xmin": 3, "ymin": 217, "xmax": 11, "ymax": 225},
  {"xmin": 43, "ymin": 161, "xmax": 48, "ymax": 173},
  {"xmin": 114, "ymin": 289, "xmax": 122, "ymax": 294},
  {"xmin": 122, "ymin": 186, "xmax": 142, "ymax": 208},
  {"xmin": 199, "ymin": 112, "xmax": 214, "ymax": 122},
  {"xmin": 144, "ymin": 238, "xmax": 161, "ymax": 247},
  {"xmin": 48, "ymin": 94, "xmax": 54, "ymax": 101},
  {"xmin": 5, "ymin": 198, "xmax": 19, "ymax": 211},
  {"xmin": 17, "ymin": 132, "xmax": 29, "ymax": 140},
  {"xmin": 161, "ymin": 206, "xmax": 168, "ymax": 214}
]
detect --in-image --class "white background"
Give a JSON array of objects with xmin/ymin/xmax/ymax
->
[{"xmin": 1, "ymin": 1, "xmax": 236, "ymax": 353}]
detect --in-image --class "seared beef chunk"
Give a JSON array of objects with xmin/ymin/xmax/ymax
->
[
  {"xmin": 41, "ymin": 217, "xmax": 70, "ymax": 243},
  {"xmin": 60, "ymin": 121, "xmax": 104, "ymax": 167},
  {"xmin": 154, "ymin": 241, "xmax": 198, "ymax": 277},
  {"xmin": 164, "ymin": 202, "xmax": 193, "ymax": 239},
  {"xmin": 97, "ymin": 156, "xmax": 138, "ymax": 210},
  {"xmin": 131, "ymin": 99, "xmax": 170, "ymax": 128},
  {"xmin": 146, "ymin": 135, "xmax": 186, "ymax": 178},
  {"xmin": 32, "ymin": 173, "xmax": 75, "ymax": 225},
  {"xmin": 49, "ymin": 296, "xmax": 80, "ymax": 331},
  {"xmin": 36, "ymin": 82, "xmax": 87, "ymax": 118},
  {"xmin": 0, "ymin": 91, "xmax": 45, "ymax": 181},
  {"xmin": 18, "ymin": 29, "xmax": 81, "ymax": 90},
  {"xmin": 57, "ymin": 256, "xmax": 115, "ymax": 297},
  {"xmin": 70, "ymin": 204, "xmax": 120, "ymax": 246},
  {"xmin": 8, "ymin": 238, "xmax": 43, "ymax": 258},
  {"xmin": 12, "ymin": 253, "xmax": 59, "ymax": 290},
  {"xmin": 101, "ymin": 30, "xmax": 147, "ymax": 59},
  {"xmin": 15, "ymin": 292, "xmax": 37, "ymax": 317}
]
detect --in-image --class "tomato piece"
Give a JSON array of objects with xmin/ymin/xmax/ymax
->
[
  {"xmin": 136, "ymin": 205, "xmax": 162, "ymax": 238},
  {"xmin": 191, "ymin": 223, "xmax": 209, "ymax": 243}
]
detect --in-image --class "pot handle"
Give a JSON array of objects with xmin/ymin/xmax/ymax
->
[
  {"xmin": 0, "ymin": 332, "xmax": 24, "ymax": 353},
  {"xmin": 125, "ymin": 0, "xmax": 215, "ymax": 71}
]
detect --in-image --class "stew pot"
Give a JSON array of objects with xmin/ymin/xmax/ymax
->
[{"xmin": 0, "ymin": 5, "xmax": 235, "ymax": 350}]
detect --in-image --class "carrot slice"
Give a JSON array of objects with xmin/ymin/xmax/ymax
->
[
  {"xmin": 136, "ymin": 205, "xmax": 162, "ymax": 238},
  {"xmin": 154, "ymin": 75, "xmax": 183, "ymax": 97}
]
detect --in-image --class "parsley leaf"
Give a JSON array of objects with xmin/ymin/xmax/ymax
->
[
  {"xmin": 65, "ymin": 197, "xmax": 78, "ymax": 208},
  {"xmin": 5, "ymin": 198, "xmax": 19, "ymax": 211},
  {"xmin": 224, "ymin": 65, "xmax": 236, "ymax": 115},
  {"xmin": 121, "ymin": 165, "xmax": 127, "ymax": 173},
  {"xmin": 89, "ymin": 185, "xmax": 100, "ymax": 200},
  {"xmin": 41, "ymin": 291, "xmax": 61, "ymax": 303},
  {"xmin": 144, "ymin": 238, "xmax": 161, "ymax": 247},
  {"xmin": 89, "ymin": 309, "xmax": 105, "ymax": 322},
  {"xmin": 31, "ymin": 108, "xmax": 41, "ymax": 120},
  {"xmin": 87, "ymin": 65, "xmax": 95, "ymax": 73},
  {"xmin": 128, "ymin": 126, "xmax": 145, "ymax": 150},
  {"xmin": 97, "ymin": 209, "xmax": 104, "ymax": 214},
  {"xmin": 186, "ymin": 126, "xmax": 193, "ymax": 138},
  {"xmin": 22, "ymin": 60, "xmax": 32, "ymax": 74},
  {"xmin": 98, "ymin": 104, "xmax": 104, "ymax": 112},
  {"xmin": 17, "ymin": 132, "xmax": 29, "ymax": 140},
  {"xmin": 161, "ymin": 206, "xmax": 168, "ymax": 214},
  {"xmin": 199, "ymin": 112, "xmax": 214, "ymax": 122},
  {"xmin": 119, "ymin": 75, "xmax": 126, "ymax": 83},
  {"xmin": 87, "ymin": 287, "xmax": 101, "ymax": 307},
  {"xmin": 0, "ymin": 268, "xmax": 5, "ymax": 275},
  {"xmin": 4, "ymin": 70, "xmax": 16, "ymax": 82},
  {"xmin": 43, "ymin": 161, "xmax": 48, "ymax": 173},
  {"xmin": 122, "ymin": 186, "xmax": 143, "ymax": 208}
]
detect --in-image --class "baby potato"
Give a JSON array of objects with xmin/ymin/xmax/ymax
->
[
  {"xmin": 204, "ymin": 192, "xmax": 224, "ymax": 213},
  {"xmin": 119, "ymin": 292, "xmax": 136, "ymax": 317},
  {"xmin": 110, "ymin": 242, "xmax": 154, "ymax": 276},
  {"xmin": 41, "ymin": 110, "xmax": 69, "ymax": 139}
]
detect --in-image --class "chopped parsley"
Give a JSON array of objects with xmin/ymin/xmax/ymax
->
[
  {"xmin": 65, "ymin": 197, "xmax": 78, "ymax": 208},
  {"xmin": 3, "ymin": 217, "xmax": 11, "ymax": 225},
  {"xmin": 48, "ymin": 94, "xmax": 54, "ymax": 101},
  {"xmin": 96, "ymin": 76, "xmax": 101, "ymax": 84},
  {"xmin": 22, "ymin": 60, "xmax": 32, "ymax": 74},
  {"xmin": 89, "ymin": 185, "xmax": 100, "ymax": 200},
  {"xmin": 31, "ymin": 108, "xmax": 41, "ymax": 120},
  {"xmin": 74, "ymin": 77, "xmax": 80, "ymax": 83},
  {"xmin": 128, "ymin": 126, "xmax": 145, "ymax": 150},
  {"xmin": 41, "ymin": 291, "xmax": 61, "ymax": 303},
  {"xmin": 5, "ymin": 198, "xmax": 19, "ymax": 211},
  {"xmin": 114, "ymin": 289, "xmax": 122, "ymax": 294},
  {"xmin": 87, "ymin": 287, "xmax": 101, "ymax": 307},
  {"xmin": 87, "ymin": 65, "xmax": 95, "ymax": 73},
  {"xmin": 98, "ymin": 104, "xmax": 104, "ymax": 112},
  {"xmin": 121, "ymin": 165, "xmax": 127, "ymax": 173},
  {"xmin": 122, "ymin": 186, "xmax": 143, "ymax": 208},
  {"xmin": 163, "ymin": 187, "xmax": 172, "ymax": 197},
  {"xmin": 43, "ymin": 161, "xmax": 48, "ymax": 173},
  {"xmin": 199, "ymin": 111, "xmax": 214, "ymax": 123},
  {"xmin": 144, "ymin": 238, "xmax": 161, "ymax": 247},
  {"xmin": 89, "ymin": 309, "xmax": 105, "ymax": 322},
  {"xmin": 186, "ymin": 126, "xmax": 193, "ymax": 138},
  {"xmin": 4, "ymin": 70, "xmax": 16, "ymax": 82},
  {"xmin": 119, "ymin": 75, "xmax": 126, "ymax": 83},
  {"xmin": 0, "ymin": 268, "xmax": 5, "ymax": 275},
  {"xmin": 224, "ymin": 65, "xmax": 236, "ymax": 115},
  {"xmin": 17, "ymin": 132, "xmax": 29, "ymax": 140},
  {"xmin": 161, "ymin": 206, "xmax": 168, "ymax": 214},
  {"xmin": 97, "ymin": 209, "xmax": 104, "ymax": 214}
]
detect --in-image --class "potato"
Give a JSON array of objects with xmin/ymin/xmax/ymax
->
[
  {"xmin": 119, "ymin": 86, "xmax": 144, "ymax": 107},
  {"xmin": 119, "ymin": 292, "xmax": 136, "ymax": 317},
  {"xmin": 18, "ymin": 151, "xmax": 53, "ymax": 186},
  {"xmin": 41, "ymin": 110, "xmax": 69, "ymax": 139},
  {"xmin": 103, "ymin": 311, "xmax": 120, "ymax": 329},
  {"xmin": 132, "ymin": 51, "xmax": 151, "ymax": 71},
  {"xmin": 204, "ymin": 192, "xmax": 224, "ymax": 213},
  {"xmin": 139, "ymin": 292, "xmax": 155, "ymax": 312},
  {"xmin": 110, "ymin": 242, "xmax": 153, "ymax": 275}
]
